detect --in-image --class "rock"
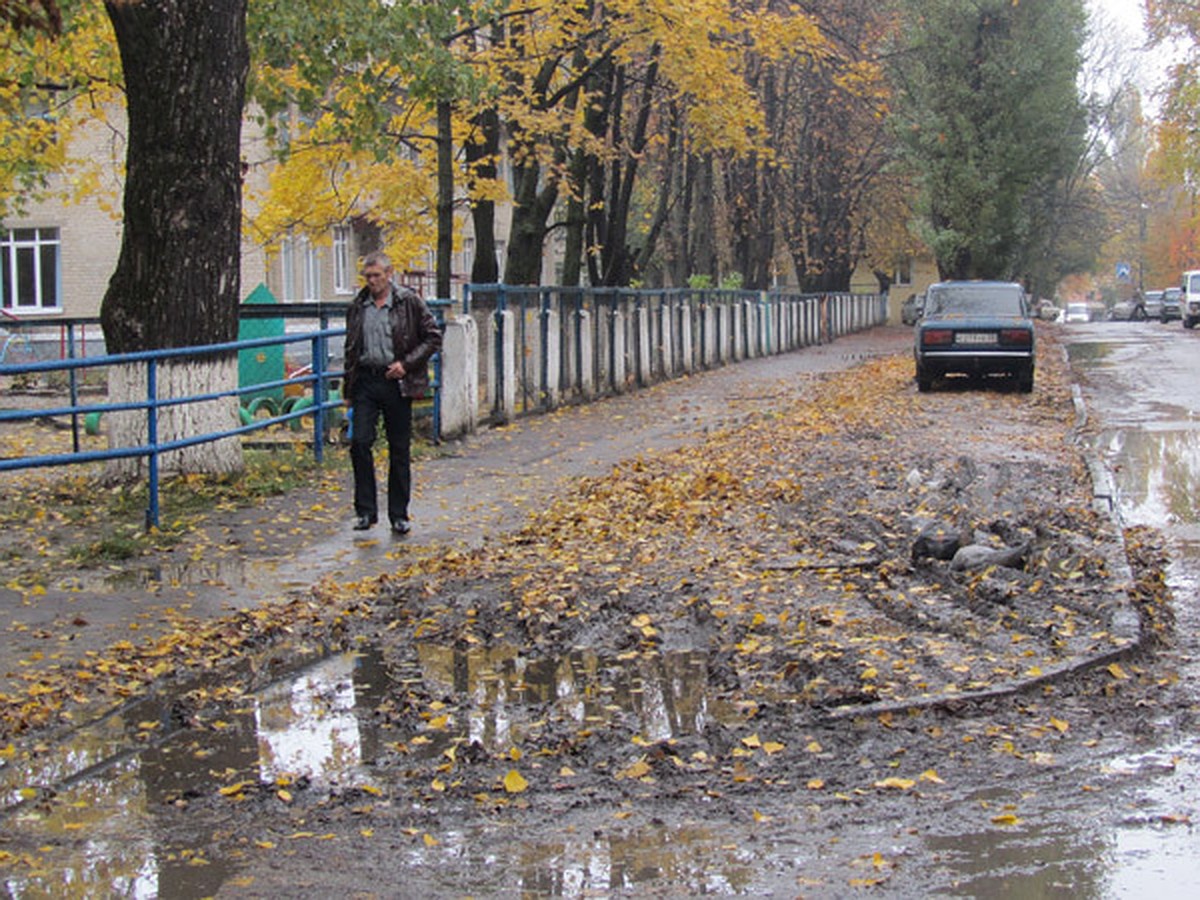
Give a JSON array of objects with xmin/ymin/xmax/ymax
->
[
  {"xmin": 950, "ymin": 542, "xmax": 1029, "ymax": 572},
  {"xmin": 912, "ymin": 525, "xmax": 961, "ymax": 561}
]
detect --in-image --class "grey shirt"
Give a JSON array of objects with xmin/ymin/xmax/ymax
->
[{"xmin": 361, "ymin": 297, "xmax": 394, "ymax": 367}]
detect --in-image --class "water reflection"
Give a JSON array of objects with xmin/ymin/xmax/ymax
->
[
  {"xmin": 400, "ymin": 822, "xmax": 764, "ymax": 896},
  {"xmin": 1100, "ymin": 425, "xmax": 1200, "ymax": 527},
  {"xmin": 2, "ymin": 643, "xmax": 728, "ymax": 896}
]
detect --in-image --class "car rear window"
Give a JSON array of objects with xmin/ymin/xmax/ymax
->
[{"xmin": 925, "ymin": 285, "xmax": 1024, "ymax": 316}]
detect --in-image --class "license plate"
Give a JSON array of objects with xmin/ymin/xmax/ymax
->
[{"xmin": 955, "ymin": 332, "xmax": 995, "ymax": 345}]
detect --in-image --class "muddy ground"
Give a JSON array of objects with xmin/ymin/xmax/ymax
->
[{"xmin": 1, "ymin": 326, "xmax": 1185, "ymax": 897}]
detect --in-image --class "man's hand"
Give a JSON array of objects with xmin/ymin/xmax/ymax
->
[{"xmin": 386, "ymin": 361, "xmax": 406, "ymax": 379}]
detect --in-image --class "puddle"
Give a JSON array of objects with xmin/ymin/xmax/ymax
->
[
  {"xmin": 1098, "ymin": 426, "xmax": 1200, "ymax": 527},
  {"xmin": 1, "ymin": 642, "xmax": 739, "ymax": 896}
]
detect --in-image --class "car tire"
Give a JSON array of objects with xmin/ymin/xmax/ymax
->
[
  {"xmin": 1185, "ymin": 318, "xmax": 1195, "ymax": 329},
  {"xmin": 1017, "ymin": 364, "xmax": 1034, "ymax": 393},
  {"xmin": 917, "ymin": 368, "xmax": 933, "ymax": 393}
]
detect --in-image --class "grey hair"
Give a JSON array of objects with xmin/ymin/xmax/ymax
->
[{"xmin": 362, "ymin": 250, "xmax": 392, "ymax": 270}]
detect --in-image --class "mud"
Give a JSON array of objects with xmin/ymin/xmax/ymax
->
[{"xmin": 2, "ymin": 324, "xmax": 1189, "ymax": 898}]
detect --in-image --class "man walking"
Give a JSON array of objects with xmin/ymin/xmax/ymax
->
[{"xmin": 343, "ymin": 252, "xmax": 442, "ymax": 535}]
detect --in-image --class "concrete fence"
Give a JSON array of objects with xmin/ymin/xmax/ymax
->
[{"xmin": 437, "ymin": 286, "xmax": 887, "ymax": 439}]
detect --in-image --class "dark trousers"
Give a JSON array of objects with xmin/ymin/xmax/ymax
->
[{"xmin": 350, "ymin": 371, "xmax": 413, "ymax": 525}]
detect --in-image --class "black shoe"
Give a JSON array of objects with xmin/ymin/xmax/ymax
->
[
  {"xmin": 391, "ymin": 519, "xmax": 411, "ymax": 535},
  {"xmin": 352, "ymin": 515, "xmax": 376, "ymax": 531}
]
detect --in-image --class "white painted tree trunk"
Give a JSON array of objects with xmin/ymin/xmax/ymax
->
[{"xmin": 105, "ymin": 358, "xmax": 244, "ymax": 480}]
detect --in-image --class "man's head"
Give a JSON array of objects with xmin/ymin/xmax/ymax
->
[{"xmin": 361, "ymin": 251, "xmax": 393, "ymax": 299}]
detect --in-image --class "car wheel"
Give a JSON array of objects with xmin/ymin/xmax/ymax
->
[
  {"xmin": 1186, "ymin": 318, "xmax": 1195, "ymax": 329},
  {"xmin": 1017, "ymin": 364, "xmax": 1034, "ymax": 393},
  {"xmin": 917, "ymin": 368, "xmax": 933, "ymax": 393}
]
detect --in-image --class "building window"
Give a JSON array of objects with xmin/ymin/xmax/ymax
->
[
  {"xmin": 279, "ymin": 237, "xmax": 296, "ymax": 301},
  {"xmin": 333, "ymin": 225, "xmax": 353, "ymax": 294},
  {"xmin": 894, "ymin": 256, "xmax": 912, "ymax": 286},
  {"xmin": 302, "ymin": 237, "xmax": 321, "ymax": 300},
  {"xmin": 1, "ymin": 227, "xmax": 60, "ymax": 312}
]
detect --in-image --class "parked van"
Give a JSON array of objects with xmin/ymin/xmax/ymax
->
[{"xmin": 1183, "ymin": 270, "xmax": 1200, "ymax": 328}]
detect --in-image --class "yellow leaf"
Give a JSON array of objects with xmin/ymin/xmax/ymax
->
[
  {"xmin": 807, "ymin": 778, "xmax": 825, "ymax": 790},
  {"xmin": 431, "ymin": 778, "xmax": 446, "ymax": 792},
  {"xmin": 806, "ymin": 741, "xmax": 823, "ymax": 753},
  {"xmin": 503, "ymin": 770, "xmax": 528, "ymax": 794},
  {"xmin": 509, "ymin": 747, "xmax": 522, "ymax": 761},
  {"xmin": 276, "ymin": 789, "xmax": 293, "ymax": 803},
  {"xmin": 742, "ymin": 734, "xmax": 762, "ymax": 749},
  {"xmin": 873, "ymin": 777, "xmax": 916, "ymax": 791},
  {"xmin": 618, "ymin": 759, "xmax": 652, "ymax": 779},
  {"xmin": 219, "ymin": 782, "xmax": 248, "ymax": 797},
  {"xmin": 991, "ymin": 813, "xmax": 1022, "ymax": 826},
  {"xmin": 360, "ymin": 829, "xmax": 374, "ymax": 838},
  {"xmin": 919, "ymin": 769, "xmax": 945, "ymax": 784},
  {"xmin": 1107, "ymin": 663, "xmax": 1129, "ymax": 680},
  {"xmin": 423, "ymin": 833, "xmax": 439, "ymax": 847},
  {"xmin": 560, "ymin": 766, "xmax": 576, "ymax": 777},
  {"xmin": 763, "ymin": 741, "xmax": 786, "ymax": 755},
  {"xmin": 752, "ymin": 809, "xmax": 771, "ymax": 823}
]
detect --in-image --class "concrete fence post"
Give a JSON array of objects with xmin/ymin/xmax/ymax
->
[{"xmin": 439, "ymin": 315, "xmax": 479, "ymax": 440}]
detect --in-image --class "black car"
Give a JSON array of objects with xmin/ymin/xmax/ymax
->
[{"xmin": 914, "ymin": 281, "xmax": 1035, "ymax": 393}]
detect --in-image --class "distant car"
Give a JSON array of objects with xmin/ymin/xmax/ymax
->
[
  {"xmin": 1109, "ymin": 297, "xmax": 1147, "ymax": 321},
  {"xmin": 914, "ymin": 281, "xmax": 1035, "ymax": 393},
  {"xmin": 901, "ymin": 293, "xmax": 923, "ymax": 325},
  {"xmin": 1064, "ymin": 302, "xmax": 1091, "ymax": 323},
  {"xmin": 1143, "ymin": 290, "xmax": 1164, "ymax": 319},
  {"xmin": 1161, "ymin": 287, "xmax": 1183, "ymax": 322}
]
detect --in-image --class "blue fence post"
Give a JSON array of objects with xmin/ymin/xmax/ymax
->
[
  {"xmin": 494, "ymin": 284, "xmax": 507, "ymax": 418},
  {"xmin": 67, "ymin": 325, "xmax": 81, "ymax": 453},
  {"xmin": 146, "ymin": 359, "xmax": 160, "ymax": 530},
  {"xmin": 312, "ymin": 332, "xmax": 326, "ymax": 464}
]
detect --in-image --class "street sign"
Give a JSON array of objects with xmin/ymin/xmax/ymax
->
[{"xmin": 1116, "ymin": 262, "xmax": 1132, "ymax": 282}]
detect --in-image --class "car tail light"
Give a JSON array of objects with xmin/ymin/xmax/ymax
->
[
  {"xmin": 999, "ymin": 328, "xmax": 1032, "ymax": 347},
  {"xmin": 922, "ymin": 329, "xmax": 954, "ymax": 347}
]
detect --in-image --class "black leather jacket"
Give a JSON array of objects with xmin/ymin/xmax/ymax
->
[{"xmin": 344, "ymin": 283, "xmax": 442, "ymax": 402}]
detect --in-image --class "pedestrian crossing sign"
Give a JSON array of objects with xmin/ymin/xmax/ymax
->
[{"xmin": 1116, "ymin": 262, "xmax": 1132, "ymax": 281}]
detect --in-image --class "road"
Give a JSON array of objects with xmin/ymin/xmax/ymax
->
[{"xmin": 1055, "ymin": 318, "xmax": 1200, "ymax": 896}]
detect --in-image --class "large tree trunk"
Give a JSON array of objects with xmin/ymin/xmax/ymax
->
[
  {"xmin": 465, "ymin": 107, "xmax": 500, "ymax": 284},
  {"xmin": 100, "ymin": 0, "xmax": 248, "ymax": 479}
]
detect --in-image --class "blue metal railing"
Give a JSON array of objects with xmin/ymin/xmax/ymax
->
[
  {"xmin": 1, "ymin": 300, "xmax": 453, "ymax": 529},
  {"xmin": 1, "ymin": 330, "xmax": 347, "ymax": 528}
]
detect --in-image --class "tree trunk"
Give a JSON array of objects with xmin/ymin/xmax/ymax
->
[
  {"xmin": 436, "ymin": 99, "xmax": 453, "ymax": 299},
  {"xmin": 101, "ymin": 0, "xmax": 248, "ymax": 479},
  {"xmin": 465, "ymin": 107, "xmax": 500, "ymax": 284}
]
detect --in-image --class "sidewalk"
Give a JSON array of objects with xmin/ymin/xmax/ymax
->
[{"xmin": 1, "ymin": 327, "xmax": 914, "ymax": 695}]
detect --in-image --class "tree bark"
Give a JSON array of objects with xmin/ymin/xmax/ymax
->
[{"xmin": 101, "ymin": 0, "xmax": 248, "ymax": 478}]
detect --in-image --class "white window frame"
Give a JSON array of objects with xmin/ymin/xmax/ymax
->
[
  {"xmin": 333, "ymin": 225, "xmax": 353, "ymax": 294},
  {"xmin": 1, "ymin": 226, "xmax": 61, "ymax": 313},
  {"xmin": 302, "ymin": 236, "xmax": 321, "ymax": 301},
  {"xmin": 279, "ymin": 237, "xmax": 296, "ymax": 302}
]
